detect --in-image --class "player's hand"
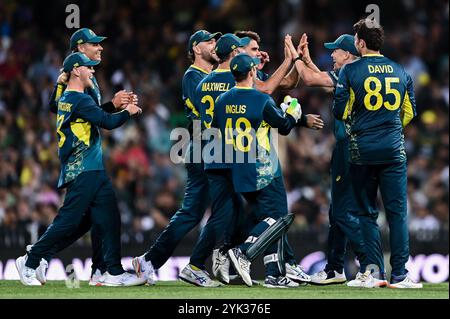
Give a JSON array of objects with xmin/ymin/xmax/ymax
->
[
  {"xmin": 282, "ymin": 95, "xmax": 302, "ymax": 121},
  {"xmin": 258, "ymin": 51, "xmax": 270, "ymax": 70},
  {"xmin": 116, "ymin": 92, "xmax": 139, "ymax": 110},
  {"xmin": 305, "ymin": 114, "xmax": 324, "ymax": 130},
  {"xmin": 130, "ymin": 93, "xmax": 138, "ymax": 105},
  {"xmin": 125, "ymin": 103, "xmax": 142, "ymax": 116},
  {"xmin": 298, "ymin": 33, "xmax": 312, "ymax": 64},
  {"xmin": 57, "ymin": 72, "xmax": 68, "ymax": 84},
  {"xmin": 112, "ymin": 90, "xmax": 130, "ymax": 109},
  {"xmin": 284, "ymin": 35, "xmax": 293, "ymax": 62},
  {"xmin": 286, "ymin": 35, "xmax": 299, "ymax": 60}
]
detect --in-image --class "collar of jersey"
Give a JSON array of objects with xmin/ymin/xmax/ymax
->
[
  {"xmin": 213, "ymin": 68, "xmax": 231, "ymax": 73},
  {"xmin": 362, "ymin": 53, "xmax": 384, "ymax": 57},
  {"xmin": 190, "ymin": 65, "xmax": 209, "ymax": 74},
  {"xmin": 234, "ymin": 86, "xmax": 253, "ymax": 90}
]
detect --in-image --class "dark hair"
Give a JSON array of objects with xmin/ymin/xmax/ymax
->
[
  {"xmin": 218, "ymin": 51, "xmax": 233, "ymax": 64},
  {"xmin": 232, "ymin": 69, "xmax": 250, "ymax": 82},
  {"xmin": 353, "ymin": 18, "xmax": 384, "ymax": 51},
  {"xmin": 234, "ymin": 30, "xmax": 260, "ymax": 43}
]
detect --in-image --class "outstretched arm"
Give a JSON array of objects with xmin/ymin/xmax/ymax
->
[
  {"xmin": 74, "ymin": 96, "xmax": 141, "ymax": 130},
  {"xmin": 255, "ymin": 35, "xmax": 294, "ymax": 94},
  {"xmin": 293, "ymin": 33, "xmax": 334, "ymax": 87}
]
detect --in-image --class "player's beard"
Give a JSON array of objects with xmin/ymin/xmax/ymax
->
[{"xmin": 203, "ymin": 51, "xmax": 219, "ymax": 65}]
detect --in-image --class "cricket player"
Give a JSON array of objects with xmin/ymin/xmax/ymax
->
[
  {"xmin": 22, "ymin": 28, "xmax": 135, "ymax": 286},
  {"xmin": 183, "ymin": 34, "xmax": 312, "ymax": 287},
  {"xmin": 15, "ymin": 52, "xmax": 145, "ymax": 287},
  {"xmin": 333, "ymin": 19, "xmax": 422, "ymax": 288},
  {"xmin": 131, "ymin": 30, "xmax": 221, "ymax": 285},
  {"xmin": 214, "ymin": 53, "xmax": 304, "ymax": 288},
  {"xmin": 292, "ymin": 33, "xmax": 367, "ymax": 285},
  {"xmin": 205, "ymin": 31, "xmax": 312, "ymax": 284},
  {"xmin": 177, "ymin": 33, "xmax": 249, "ymax": 287}
]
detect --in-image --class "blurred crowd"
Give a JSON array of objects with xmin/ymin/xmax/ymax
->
[{"xmin": 0, "ymin": 0, "xmax": 448, "ymax": 249}]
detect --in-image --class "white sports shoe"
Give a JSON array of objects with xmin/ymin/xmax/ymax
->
[
  {"xmin": 389, "ymin": 276, "xmax": 423, "ymax": 289},
  {"xmin": 228, "ymin": 248, "xmax": 252, "ymax": 287},
  {"xmin": 347, "ymin": 272, "xmax": 364, "ymax": 287},
  {"xmin": 311, "ymin": 269, "xmax": 346, "ymax": 285},
  {"xmin": 25, "ymin": 245, "xmax": 48, "ymax": 285},
  {"xmin": 101, "ymin": 272, "xmax": 147, "ymax": 287},
  {"xmin": 178, "ymin": 264, "xmax": 221, "ymax": 287},
  {"xmin": 212, "ymin": 249, "xmax": 230, "ymax": 284},
  {"xmin": 264, "ymin": 275, "xmax": 299, "ymax": 288},
  {"xmin": 348, "ymin": 271, "xmax": 388, "ymax": 288},
  {"xmin": 15, "ymin": 256, "xmax": 41, "ymax": 286},
  {"xmin": 89, "ymin": 269, "xmax": 105, "ymax": 286},
  {"xmin": 132, "ymin": 255, "xmax": 155, "ymax": 285},
  {"xmin": 286, "ymin": 263, "xmax": 311, "ymax": 283}
]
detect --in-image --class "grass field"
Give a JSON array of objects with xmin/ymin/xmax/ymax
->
[{"xmin": 0, "ymin": 280, "xmax": 448, "ymax": 299}]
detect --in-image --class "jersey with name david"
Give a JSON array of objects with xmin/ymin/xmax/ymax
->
[{"xmin": 333, "ymin": 54, "xmax": 416, "ymax": 164}]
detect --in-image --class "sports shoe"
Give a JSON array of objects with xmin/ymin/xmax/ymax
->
[
  {"xmin": 178, "ymin": 264, "xmax": 221, "ymax": 287},
  {"xmin": 311, "ymin": 269, "xmax": 346, "ymax": 285},
  {"xmin": 347, "ymin": 271, "xmax": 388, "ymax": 288},
  {"xmin": 212, "ymin": 249, "xmax": 230, "ymax": 284},
  {"xmin": 101, "ymin": 272, "xmax": 147, "ymax": 287},
  {"xmin": 228, "ymin": 248, "xmax": 252, "ymax": 287},
  {"xmin": 389, "ymin": 275, "xmax": 423, "ymax": 289},
  {"xmin": 15, "ymin": 256, "xmax": 41, "ymax": 286},
  {"xmin": 36, "ymin": 258, "xmax": 48, "ymax": 285},
  {"xmin": 89, "ymin": 269, "xmax": 105, "ymax": 286},
  {"xmin": 347, "ymin": 271, "xmax": 364, "ymax": 287},
  {"xmin": 286, "ymin": 263, "xmax": 311, "ymax": 284},
  {"xmin": 132, "ymin": 255, "xmax": 155, "ymax": 285},
  {"xmin": 25, "ymin": 245, "xmax": 48, "ymax": 285},
  {"xmin": 263, "ymin": 275, "xmax": 299, "ymax": 288}
]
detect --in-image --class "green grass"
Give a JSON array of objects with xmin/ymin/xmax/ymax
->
[{"xmin": 0, "ymin": 281, "xmax": 448, "ymax": 299}]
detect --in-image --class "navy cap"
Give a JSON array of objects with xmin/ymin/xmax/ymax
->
[
  {"xmin": 70, "ymin": 28, "xmax": 107, "ymax": 50},
  {"xmin": 230, "ymin": 53, "xmax": 260, "ymax": 76},
  {"xmin": 188, "ymin": 30, "xmax": 222, "ymax": 53},
  {"xmin": 215, "ymin": 34, "xmax": 251, "ymax": 59},
  {"xmin": 324, "ymin": 34, "xmax": 359, "ymax": 56},
  {"xmin": 62, "ymin": 52, "xmax": 100, "ymax": 73}
]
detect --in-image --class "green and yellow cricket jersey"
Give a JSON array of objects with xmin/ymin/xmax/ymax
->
[
  {"xmin": 182, "ymin": 65, "xmax": 210, "ymax": 122},
  {"xmin": 56, "ymin": 91, "xmax": 129, "ymax": 188},
  {"xmin": 196, "ymin": 68, "xmax": 236, "ymax": 130},
  {"xmin": 333, "ymin": 54, "xmax": 417, "ymax": 164},
  {"xmin": 257, "ymin": 70, "xmax": 270, "ymax": 82},
  {"xmin": 214, "ymin": 86, "xmax": 297, "ymax": 193},
  {"xmin": 328, "ymin": 68, "xmax": 349, "ymax": 142},
  {"xmin": 49, "ymin": 75, "xmax": 113, "ymax": 113},
  {"xmin": 195, "ymin": 69, "xmax": 237, "ymax": 170}
]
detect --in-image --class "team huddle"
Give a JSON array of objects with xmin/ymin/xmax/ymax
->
[{"xmin": 15, "ymin": 18, "xmax": 422, "ymax": 289}]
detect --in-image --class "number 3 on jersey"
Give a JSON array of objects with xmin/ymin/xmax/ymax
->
[
  {"xmin": 225, "ymin": 117, "xmax": 253, "ymax": 152},
  {"xmin": 56, "ymin": 114, "xmax": 66, "ymax": 148},
  {"xmin": 364, "ymin": 76, "xmax": 401, "ymax": 111},
  {"xmin": 202, "ymin": 95, "xmax": 215, "ymax": 129}
]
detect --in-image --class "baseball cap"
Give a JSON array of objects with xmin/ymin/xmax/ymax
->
[
  {"xmin": 324, "ymin": 34, "xmax": 359, "ymax": 56},
  {"xmin": 70, "ymin": 28, "xmax": 107, "ymax": 50},
  {"xmin": 62, "ymin": 52, "xmax": 100, "ymax": 73},
  {"xmin": 215, "ymin": 34, "xmax": 251, "ymax": 59},
  {"xmin": 230, "ymin": 53, "xmax": 260, "ymax": 76},
  {"xmin": 188, "ymin": 30, "xmax": 222, "ymax": 53}
]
